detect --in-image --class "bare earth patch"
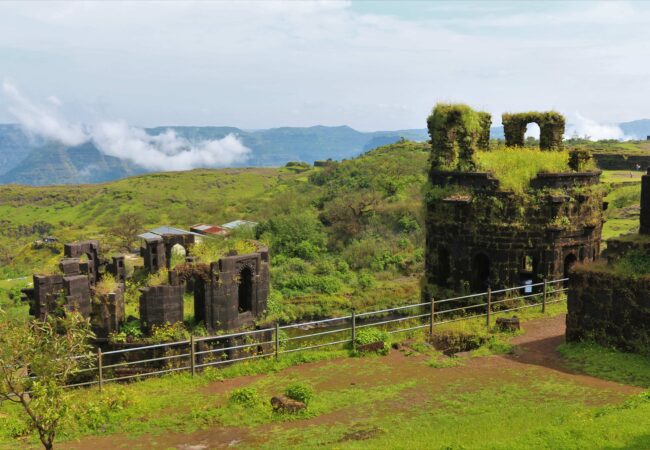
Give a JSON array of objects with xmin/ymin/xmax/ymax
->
[{"xmin": 62, "ymin": 314, "xmax": 642, "ymax": 450}]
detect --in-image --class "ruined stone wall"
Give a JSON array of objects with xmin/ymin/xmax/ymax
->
[
  {"xmin": 502, "ymin": 112, "xmax": 565, "ymax": 150},
  {"xmin": 141, "ymin": 238, "xmax": 166, "ymax": 272},
  {"xmin": 141, "ymin": 234, "xmax": 195, "ymax": 272},
  {"xmin": 64, "ymin": 240, "xmax": 101, "ymax": 285},
  {"xmin": 592, "ymin": 153, "xmax": 650, "ymax": 171},
  {"xmin": 567, "ymin": 265, "xmax": 650, "ymax": 353},
  {"xmin": 92, "ymin": 289, "xmax": 125, "ymax": 338},
  {"xmin": 424, "ymin": 171, "xmax": 604, "ymax": 296},
  {"xmin": 139, "ymin": 284, "xmax": 184, "ymax": 330},
  {"xmin": 192, "ymin": 249, "xmax": 270, "ymax": 332},
  {"xmin": 427, "ymin": 104, "xmax": 491, "ymax": 171}
]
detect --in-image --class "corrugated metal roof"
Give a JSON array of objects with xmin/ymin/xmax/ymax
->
[
  {"xmin": 221, "ymin": 220, "xmax": 258, "ymax": 230},
  {"xmin": 137, "ymin": 232, "xmax": 163, "ymax": 240},
  {"xmin": 190, "ymin": 224, "xmax": 229, "ymax": 235},
  {"xmin": 137, "ymin": 226, "xmax": 202, "ymax": 240},
  {"xmin": 149, "ymin": 226, "xmax": 192, "ymax": 235}
]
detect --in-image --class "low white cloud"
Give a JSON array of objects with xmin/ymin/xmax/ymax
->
[
  {"xmin": 2, "ymin": 82, "xmax": 250, "ymax": 171},
  {"xmin": 3, "ymin": 80, "xmax": 87, "ymax": 146},
  {"xmin": 566, "ymin": 112, "xmax": 635, "ymax": 141},
  {"xmin": 91, "ymin": 121, "xmax": 250, "ymax": 171}
]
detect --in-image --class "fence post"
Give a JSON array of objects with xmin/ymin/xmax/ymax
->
[
  {"xmin": 430, "ymin": 297, "xmax": 435, "ymax": 337},
  {"xmin": 97, "ymin": 348, "xmax": 103, "ymax": 392},
  {"xmin": 542, "ymin": 278, "xmax": 548, "ymax": 313},
  {"xmin": 275, "ymin": 322, "xmax": 280, "ymax": 360},
  {"xmin": 486, "ymin": 287, "xmax": 492, "ymax": 328},
  {"xmin": 190, "ymin": 335, "xmax": 196, "ymax": 376},
  {"xmin": 351, "ymin": 309, "xmax": 357, "ymax": 352}
]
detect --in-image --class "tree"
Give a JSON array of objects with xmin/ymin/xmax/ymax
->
[
  {"xmin": 0, "ymin": 313, "xmax": 94, "ymax": 449},
  {"xmin": 108, "ymin": 212, "xmax": 145, "ymax": 251}
]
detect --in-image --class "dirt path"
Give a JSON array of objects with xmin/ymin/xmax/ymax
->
[{"xmin": 63, "ymin": 314, "xmax": 641, "ymax": 450}]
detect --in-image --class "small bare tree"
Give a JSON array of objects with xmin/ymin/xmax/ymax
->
[
  {"xmin": 0, "ymin": 313, "xmax": 94, "ymax": 450},
  {"xmin": 108, "ymin": 211, "xmax": 145, "ymax": 251}
]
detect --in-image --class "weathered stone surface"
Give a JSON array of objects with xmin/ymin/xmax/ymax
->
[
  {"xmin": 190, "ymin": 248, "xmax": 270, "ymax": 332},
  {"xmin": 139, "ymin": 284, "xmax": 184, "ymax": 329},
  {"xmin": 64, "ymin": 240, "xmax": 101, "ymax": 285},
  {"xmin": 357, "ymin": 341, "xmax": 385, "ymax": 353},
  {"xmin": 141, "ymin": 233, "xmax": 195, "ymax": 272},
  {"xmin": 270, "ymin": 395, "xmax": 306, "ymax": 413},
  {"xmin": 567, "ymin": 266, "xmax": 650, "ymax": 353},
  {"xmin": 495, "ymin": 316, "xmax": 520, "ymax": 331},
  {"xmin": 502, "ymin": 111, "xmax": 565, "ymax": 150}
]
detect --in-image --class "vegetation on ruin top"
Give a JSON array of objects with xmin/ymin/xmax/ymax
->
[{"xmin": 473, "ymin": 147, "xmax": 572, "ymax": 193}]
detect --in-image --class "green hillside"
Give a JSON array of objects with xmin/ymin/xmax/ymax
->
[
  {"xmin": 0, "ymin": 140, "xmax": 640, "ymax": 323},
  {"xmin": 0, "ymin": 125, "xmax": 429, "ymax": 185},
  {"xmin": 0, "ymin": 141, "xmax": 429, "ymax": 322}
]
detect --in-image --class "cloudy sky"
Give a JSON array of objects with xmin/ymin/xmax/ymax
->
[{"xmin": 1, "ymin": 1, "xmax": 649, "ymax": 131}]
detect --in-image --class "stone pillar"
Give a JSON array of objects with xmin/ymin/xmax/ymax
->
[{"xmin": 640, "ymin": 168, "xmax": 650, "ymax": 234}]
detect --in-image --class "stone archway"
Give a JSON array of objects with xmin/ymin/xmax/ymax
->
[{"xmin": 170, "ymin": 243, "xmax": 187, "ymax": 269}]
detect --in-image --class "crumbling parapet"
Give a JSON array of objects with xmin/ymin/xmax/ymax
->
[
  {"xmin": 502, "ymin": 111, "xmax": 565, "ymax": 150},
  {"xmin": 427, "ymin": 104, "xmax": 491, "ymax": 171},
  {"xmin": 23, "ymin": 240, "xmax": 126, "ymax": 339},
  {"xmin": 64, "ymin": 240, "xmax": 101, "ymax": 285},
  {"xmin": 141, "ymin": 234, "xmax": 195, "ymax": 272}
]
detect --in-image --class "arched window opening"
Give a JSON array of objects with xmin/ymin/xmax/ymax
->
[
  {"xmin": 471, "ymin": 253, "xmax": 490, "ymax": 292},
  {"xmin": 170, "ymin": 243, "xmax": 187, "ymax": 269},
  {"xmin": 564, "ymin": 253, "xmax": 578, "ymax": 286},
  {"xmin": 438, "ymin": 246, "xmax": 450, "ymax": 287},
  {"xmin": 522, "ymin": 255, "xmax": 534, "ymax": 272},
  {"xmin": 238, "ymin": 267, "xmax": 253, "ymax": 313},
  {"xmin": 524, "ymin": 122, "xmax": 540, "ymax": 146}
]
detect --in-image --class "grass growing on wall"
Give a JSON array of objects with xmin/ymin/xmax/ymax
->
[{"xmin": 474, "ymin": 148, "xmax": 570, "ymax": 193}]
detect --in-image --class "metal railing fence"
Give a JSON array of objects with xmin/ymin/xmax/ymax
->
[{"xmin": 57, "ymin": 277, "xmax": 567, "ymax": 390}]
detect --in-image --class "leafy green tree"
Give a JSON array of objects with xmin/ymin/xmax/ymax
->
[
  {"xmin": 0, "ymin": 313, "xmax": 94, "ymax": 450},
  {"xmin": 256, "ymin": 213, "xmax": 327, "ymax": 260}
]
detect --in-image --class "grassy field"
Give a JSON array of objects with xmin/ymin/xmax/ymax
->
[{"xmin": 4, "ymin": 302, "xmax": 650, "ymax": 449}]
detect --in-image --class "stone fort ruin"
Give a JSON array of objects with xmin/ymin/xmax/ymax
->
[
  {"xmin": 567, "ymin": 169, "xmax": 650, "ymax": 352},
  {"xmin": 424, "ymin": 104, "xmax": 605, "ymax": 297},
  {"xmin": 22, "ymin": 232, "xmax": 270, "ymax": 339}
]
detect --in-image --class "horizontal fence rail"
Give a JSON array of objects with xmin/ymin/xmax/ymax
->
[{"xmin": 47, "ymin": 278, "xmax": 569, "ymax": 390}]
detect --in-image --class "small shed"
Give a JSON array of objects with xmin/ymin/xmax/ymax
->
[{"xmin": 190, "ymin": 223, "xmax": 229, "ymax": 237}]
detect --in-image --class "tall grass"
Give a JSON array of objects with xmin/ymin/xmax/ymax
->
[{"xmin": 474, "ymin": 148, "xmax": 569, "ymax": 193}]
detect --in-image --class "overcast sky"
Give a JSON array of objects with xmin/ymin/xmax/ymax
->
[{"xmin": 1, "ymin": 1, "xmax": 649, "ymax": 131}]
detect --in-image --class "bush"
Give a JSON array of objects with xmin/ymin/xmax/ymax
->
[
  {"xmin": 229, "ymin": 387, "xmax": 260, "ymax": 407},
  {"xmin": 284, "ymin": 382, "xmax": 314, "ymax": 406},
  {"xmin": 354, "ymin": 328, "xmax": 390, "ymax": 355}
]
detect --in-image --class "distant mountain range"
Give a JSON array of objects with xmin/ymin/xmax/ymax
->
[
  {"xmin": 1, "ymin": 119, "xmax": 650, "ymax": 186},
  {"xmin": 0, "ymin": 125, "xmax": 429, "ymax": 186}
]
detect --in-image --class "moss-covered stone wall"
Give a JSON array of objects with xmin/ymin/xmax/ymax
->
[
  {"xmin": 567, "ymin": 264, "xmax": 650, "ymax": 353},
  {"xmin": 502, "ymin": 111, "xmax": 565, "ymax": 150},
  {"xmin": 424, "ymin": 104, "xmax": 604, "ymax": 300},
  {"xmin": 424, "ymin": 178, "xmax": 604, "ymax": 295},
  {"xmin": 427, "ymin": 104, "xmax": 491, "ymax": 171}
]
